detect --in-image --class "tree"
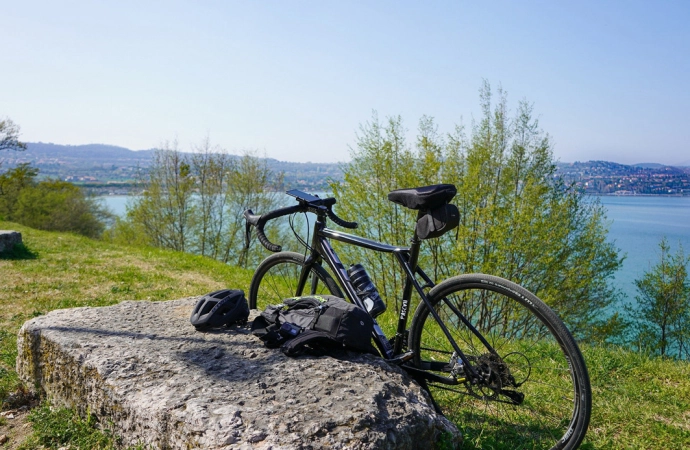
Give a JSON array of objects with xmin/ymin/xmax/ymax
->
[
  {"xmin": 0, "ymin": 163, "xmax": 39, "ymax": 220},
  {"xmin": 1, "ymin": 160, "xmax": 111, "ymax": 236},
  {"xmin": 12, "ymin": 179, "xmax": 111, "ymax": 238},
  {"xmin": 223, "ymin": 151, "xmax": 284, "ymax": 267},
  {"xmin": 0, "ymin": 117, "xmax": 27, "ymax": 153},
  {"xmin": 190, "ymin": 137, "xmax": 233, "ymax": 260},
  {"xmin": 125, "ymin": 141, "xmax": 196, "ymax": 252},
  {"xmin": 331, "ymin": 113, "xmax": 418, "ymax": 303},
  {"xmin": 115, "ymin": 140, "xmax": 284, "ymax": 267},
  {"xmin": 628, "ymin": 238, "xmax": 690, "ymax": 359},
  {"xmin": 330, "ymin": 82, "xmax": 623, "ymax": 341}
]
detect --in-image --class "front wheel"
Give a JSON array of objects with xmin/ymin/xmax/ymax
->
[
  {"xmin": 408, "ymin": 274, "xmax": 591, "ymax": 450},
  {"xmin": 248, "ymin": 251, "xmax": 343, "ymax": 311}
]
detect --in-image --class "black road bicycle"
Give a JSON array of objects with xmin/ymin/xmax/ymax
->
[{"xmin": 244, "ymin": 185, "xmax": 591, "ymax": 450}]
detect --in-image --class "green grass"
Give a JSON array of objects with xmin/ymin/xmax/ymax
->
[
  {"xmin": 18, "ymin": 405, "xmax": 129, "ymax": 450},
  {"xmin": 581, "ymin": 343, "xmax": 690, "ymax": 449},
  {"xmin": 2, "ymin": 221, "xmax": 690, "ymax": 448}
]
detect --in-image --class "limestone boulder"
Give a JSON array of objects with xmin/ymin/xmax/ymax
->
[{"xmin": 17, "ymin": 298, "xmax": 460, "ymax": 449}]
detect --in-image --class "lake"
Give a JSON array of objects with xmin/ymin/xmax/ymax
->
[
  {"xmin": 100, "ymin": 194, "xmax": 690, "ymax": 304},
  {"xmin": 102, "ymin": 195, "xmax": 130, "ymax": 217},
  {"xmin": 598, "ymin": 196, "xmax": 690, "ymax": 304}
]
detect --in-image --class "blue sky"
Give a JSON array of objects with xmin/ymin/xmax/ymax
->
[{"xmin": 2, "ymin": 1, "xmax": 689, "ymax": 164}]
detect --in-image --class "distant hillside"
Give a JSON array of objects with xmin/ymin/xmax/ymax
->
[
  {"xmin": 556, "ymin": 160, "xmax": 690, "ymax": 195},
  {"xmin": 4, "ymin": 144, "xmax": 689, "ymax": 195},
  {"xmin": 633, "ymin": 162, "xmax": 665, "ymax": 169},
  {"xmin": 1, "ymin": 143, "xmax": 343, "ymax": 191},
  {"xmin": 22, "ymin": 142, "xmax": 157, "ymax": 161}
]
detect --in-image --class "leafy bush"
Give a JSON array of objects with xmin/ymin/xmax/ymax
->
[
  {"xmin": 330, "ymin": 82, "xmax": 623, "ymax": 342},
  {"xmin": 627, "ymin": 238, "xmax": 690, "ymax": 359},
  {"xmin": 0, "ymin": 165, "xmax": 112, "ymax": 238}
]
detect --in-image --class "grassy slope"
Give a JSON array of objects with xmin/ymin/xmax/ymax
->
[
  {"xmin": 0, "ymin": 221, "xmax": 254, "ymax": 404},
  {"xmin": 1, "ymin": 222, "xmax": 689, "ymax": 448}
]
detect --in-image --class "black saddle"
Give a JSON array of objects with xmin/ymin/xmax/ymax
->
[{"xmin": 387, "ymin": 184, "xmax": 457, "ymax": 210}]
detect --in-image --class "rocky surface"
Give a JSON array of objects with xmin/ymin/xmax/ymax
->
[
  {"xmin": 0, "ymin": 231, "xmax": 22, "ymax": 253},
  {"xmin": 17, "ymin": 298, "xmax": 460, "ymax": 449}
]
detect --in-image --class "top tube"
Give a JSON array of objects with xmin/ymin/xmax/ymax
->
[{"xmin": 320, "ymin": 228, "xmax": 409, "ymax": 254}]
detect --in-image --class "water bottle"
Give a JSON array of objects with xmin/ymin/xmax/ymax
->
[{"xmin": 347, "ymin": 264, "xmax": 386, "ymax": 318}]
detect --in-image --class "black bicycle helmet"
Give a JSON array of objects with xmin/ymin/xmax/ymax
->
[{"xmin": 190, "ymin": 289, "xmax": 249, "ymax": 330}]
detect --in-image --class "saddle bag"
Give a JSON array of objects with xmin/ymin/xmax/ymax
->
[
  {"xmin": 251, "ymin": 295, "xmax": 377, "ymax": 356},
  {"xmin": 416, "ymin": 203, "xmax": 460, "ymax": 239}
]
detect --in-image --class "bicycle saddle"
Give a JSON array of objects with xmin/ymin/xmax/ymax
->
[{"xmin": 387, "ymin": 184, "xmax": 457, "ymax": 210}]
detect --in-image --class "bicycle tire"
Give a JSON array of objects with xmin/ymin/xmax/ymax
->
[
  {"xmin": 408, "ymin": 274, "xmax": 591, "ymax": 450},
  {"xmin": 248, "ymin": 251, "xmax": 343, "ymax": 310}
]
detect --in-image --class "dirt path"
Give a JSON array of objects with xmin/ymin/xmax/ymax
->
[{"xmin": 0, "ymin": 408, "xmax": 32, "ymax": 449}]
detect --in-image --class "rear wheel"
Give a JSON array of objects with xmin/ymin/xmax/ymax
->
[
  {"xmin": 248, "ymin": 251, "xmax": 343, "ymax": 311},
  {"xmin": 408, "ymin": 274, "xmax": 591, "ymax": 450}
]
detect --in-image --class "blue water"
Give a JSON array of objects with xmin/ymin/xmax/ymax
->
[
  {"xmin": 100, "ymin": 194, "xmax": 690, "ymax": 304},
  {"xmin": 101, "ymin": 195, "xmax": 130, "ymax": 217},
  {"xmin": 598, "ymin": 196, "xmax": 690, "ymax": 305}
]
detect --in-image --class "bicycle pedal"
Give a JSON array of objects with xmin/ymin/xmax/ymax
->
[{"xmin": 388, "ymin": 351, "xmax": 415, "ymax": 365}]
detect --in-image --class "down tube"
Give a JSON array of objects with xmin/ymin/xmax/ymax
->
[{"xmin": 317, "ymin": 235, "xmax": 394, "ymax": 358}]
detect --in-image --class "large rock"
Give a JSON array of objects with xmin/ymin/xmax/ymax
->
[
  {"xmin": 17, "ymin": 298, "xmax": 460, "ymax": 449},
  {"xmin": 0, "ymin": 230, "xmax": 22, "ymax": 253}
]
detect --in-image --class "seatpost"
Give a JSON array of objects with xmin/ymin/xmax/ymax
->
[
  {"xmin": 402, "ymin": 211, "xmax": 425, "ymax": 298},
  {"xmin": 393, "ymin": 212, "xmax": 424, "ymax": 355}
]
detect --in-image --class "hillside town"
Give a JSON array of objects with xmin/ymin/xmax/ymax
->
[
  {"xmin": 4, "ymin": 143, "xmax": 690, "ymax": 196},
  {"xmin": 557, "ymin": 161, "xmax": 690, "ymax": 195}
]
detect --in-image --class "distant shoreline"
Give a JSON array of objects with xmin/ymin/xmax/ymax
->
[{"xmin": 591, "ymin": 193, "xmax": 690, "ymax": 197}]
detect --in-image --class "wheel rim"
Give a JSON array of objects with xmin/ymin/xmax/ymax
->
[
  {"xmin": 415, "ymin": 285, "xmax": 581, "ymax": 450},
  {"xmin": 252, "ymin": 257, "xmax": 341, "ymax": 311}
]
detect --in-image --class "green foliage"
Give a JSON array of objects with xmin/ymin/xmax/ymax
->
[
  {"xmin": 118, "ymin": 140, "xmax": 197, "ymax": 252},
  {"xmin": 331, "ymin": 82, "xmax": 623, "ymax": 341},
  {"xmin": 0, "ymin": 164, "xmax": 111, "ymax": 237},
  {"xmin": 627, "ymin": 238, "xmax": 690, "ymax": 359},
  {"xmin": 0, "ymin": 163, "xmax": 39, "ymax": 220},
  {"xmin": 110, "ymin": 141, "xmax": 285, "ymax": 268},
  {"xmin": 13, "ymin": 179, "xmax": 112, "ymax": 238},
  {"xmin": 434, "ymin": 430, "xmax": 457, "ymax": 450}
]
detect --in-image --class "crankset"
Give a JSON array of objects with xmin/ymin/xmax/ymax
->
[{"xmin": 462, "ymin": 352, "xmax": 529, "ymax": 405}]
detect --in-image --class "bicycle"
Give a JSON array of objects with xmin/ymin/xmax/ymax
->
[{"xmin": 244, "ymin": 184, "xmax": 591, "ymax": 450}]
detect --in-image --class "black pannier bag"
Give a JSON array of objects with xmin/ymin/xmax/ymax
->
[
  {"xmin": 416, "ymin": 203, "xmax": 460, "ymax": 240},
  {"xmin": 251, "ymin": 295, "xmax": 377, "ymax": 356}
]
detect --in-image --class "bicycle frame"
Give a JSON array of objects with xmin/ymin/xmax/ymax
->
[
  {"xmin": 245, "ymin": 191, "xmax": 592, "ymax": 448},
  {"xmin": 293, "ymin": 210, "xmax": 484, "ymax": 382}
]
